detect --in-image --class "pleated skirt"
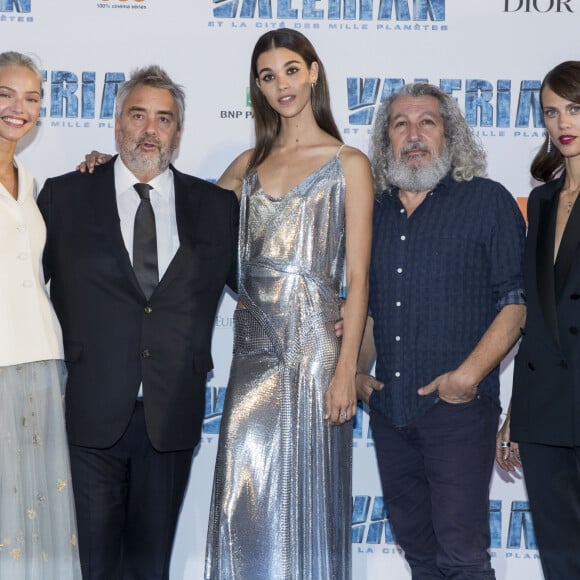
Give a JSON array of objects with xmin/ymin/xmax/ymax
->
[{"xmin": 0, "ymin": 360, "xmax": 82, "ymax": 579}]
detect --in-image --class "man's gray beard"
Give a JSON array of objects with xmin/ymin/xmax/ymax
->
[
  {"xmin": 385, "ymin": 146, "xmax": 452, "ymax": 192},
  {"xmin": 117, "ymin": 129, "xmax": 177, "ymax": 178},
  {"xmin": 124, "ymin": 150, "xmax": 171, "ymax": 177}
]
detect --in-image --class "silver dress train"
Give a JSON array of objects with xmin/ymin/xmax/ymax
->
[{"xmin": 205, "ymin": 148, "xmax": 352, "ymax": 580}]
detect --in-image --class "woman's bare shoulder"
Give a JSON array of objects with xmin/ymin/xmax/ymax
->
[
  {"xmin": 217, "ymin": 149, "xmax": 255, "ymax": 197},
  {"xmin": 338, "ymin": 144, "xmax": 371, "ymax": 172}
]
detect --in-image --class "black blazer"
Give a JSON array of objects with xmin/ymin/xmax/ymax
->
[
  {"xmin": 511, "ymin": 174, "xmax": 580, "ymax": 446},
  {"xmin": 38, "ymin": 158, "xmax": 239, "ymax": 452}
]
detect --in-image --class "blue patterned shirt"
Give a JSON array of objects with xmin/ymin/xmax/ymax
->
[{"xmin": 369, "ymin": 174, "xmax": 526, "ymax": 427}]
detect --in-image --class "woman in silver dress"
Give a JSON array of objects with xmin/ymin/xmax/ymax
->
[
  {"xmin": 205, "ymin": 29, "xmax": 374, "ymax": 579},
  {"xmin": 0, "ymin": 51, "xmax": 81, "ymax": 579}
]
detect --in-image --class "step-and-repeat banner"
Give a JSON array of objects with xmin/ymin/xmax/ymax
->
[{"xmin": 4, "ymin": 1, "xmax": 577, "ymax": 577}]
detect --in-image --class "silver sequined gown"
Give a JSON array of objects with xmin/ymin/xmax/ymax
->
[{"xmin": 205, "ymin": 150, "xmax": 352, "ymax": 580}]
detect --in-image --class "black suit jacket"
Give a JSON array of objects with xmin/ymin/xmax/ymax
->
[
  {"xmin": 511, "ymin": 174, "xmax": 580, "ymax": 446},
  {"xmin": 38, "ymin": 158, "xmax": 238, "ymax": 452}
]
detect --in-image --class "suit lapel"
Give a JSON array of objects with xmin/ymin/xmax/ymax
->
[
  {"xmin": 174, "ymin": 167, "xmax": 201, "ymax": 246},
  {"xmin": 536, "ymin": 177, "xmax": 563, "ymax": 345},
  {"xmin": 555, "ymin": 183, "xmax": 580, "ymax": 302},
  {"xmin": 155, "ymin": 167, "xmax": 201, "ymax": 294},
  {"xmin": 88, "ymin": 157, "xmax": 144, "ymax": 296},
  {"xmin": 88, "ymin": 162, "xmax": 202, "ymax": 298}
]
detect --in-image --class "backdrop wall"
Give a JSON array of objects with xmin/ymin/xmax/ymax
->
[{"xmin": 3, "ymin": 1, "xmax": 577, "ymax": 578}]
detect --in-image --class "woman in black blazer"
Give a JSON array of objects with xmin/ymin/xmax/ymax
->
[{"xmin": 497, "ymin": 61, "xmax": 580, "ymax": 580}]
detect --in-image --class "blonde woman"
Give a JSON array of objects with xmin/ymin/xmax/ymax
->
[{"xmin": 0, "ymin": 51, "xmax": 81, "ymax": 579}]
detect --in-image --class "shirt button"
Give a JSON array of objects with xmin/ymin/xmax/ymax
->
[
  {"xmin": 395, "ymin": 301, "xmax": 402, "ymax": 307},
  {"xmin": 394, "ymin": 371, "xmax": 401, "ymax": 378},
  {"xmin": 400, "ymin": 235, "xmax": 406, "ymax": 241},
  {"xmin": 17, "ymin": 224, "xmax": 27, "ymax": 232},
  {"xmin": 396, "ymin": 267, "xmax": 403, "ymax": 274},
  {"xmin": 142, "ymin": 349, "xmax": 151, "ymax": 358},
  {"xmin": 22, "ymin": 280, "xmax": 33, "ymax": 288},
  {"xmin": 395, "ymin": 336, "xmax": 401, "ymax": 341},
  {"xmin": 144, "ymin": 306, "xmax": 153, "ymax": 314},
  {"xmin": 399, "ymin": 208, "xmax": 405, "ymax": 214},
  {"xmin": 18, "ymin": 252, "xmax": 28, "ymax": 261}
]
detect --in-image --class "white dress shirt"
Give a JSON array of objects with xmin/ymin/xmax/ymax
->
[
  {"xmin": 0, "ymin": 157, "xmax": 64, "ymax": 366},
  {"xmin": 114, "ymin": 157, "xmax": 179, "ymax": 398},
  {"xmin": 114, "ymin": 156, "xmax": 179, "ymax": 279}
]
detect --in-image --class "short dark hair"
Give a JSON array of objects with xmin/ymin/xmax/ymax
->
[{"xmin": 115, "ymin": 65, "xmax": 185, "ymax": 129}]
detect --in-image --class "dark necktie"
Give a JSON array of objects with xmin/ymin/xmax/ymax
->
[{"xmin": 133, "ymin": 183, "xmax": 158, "ymax": 299}]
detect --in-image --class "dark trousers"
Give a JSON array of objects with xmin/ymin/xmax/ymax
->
[
  {"xmin": 519, "ymin": 442, "xmax": 580, "ymax": 580},
  {"xmin": 69, "ymin": 401, "xmax": 194, "ymax": 580},
  {"xmin": 370, "ymin": 395, "xmax": 500, "ymax": 580}
]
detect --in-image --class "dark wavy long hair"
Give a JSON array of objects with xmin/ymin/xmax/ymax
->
[
  {"xmin": 247, "ymin": 28, "xmax": 341, "ymax": 172},
  {"xmin": 531, "ymin": 61, "xmax": 580, "ymax": 183}
]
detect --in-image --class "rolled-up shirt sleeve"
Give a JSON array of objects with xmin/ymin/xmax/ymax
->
[{"xmin": 487, "ymin": 182, "xmax": 527, "ymax": 312}]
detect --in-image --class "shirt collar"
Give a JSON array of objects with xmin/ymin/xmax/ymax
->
[
  {"xmin": 0, "ymin": 157, "xmax": 36, "ymax": 203},
  {"xmin": 114, "ymin": 156, "xmax": 173, "ymax": 197}
]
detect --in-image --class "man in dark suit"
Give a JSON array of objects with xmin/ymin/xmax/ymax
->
[{"xmin": 37, "ymin": 66, "xmax": 238, "ymax": 580}]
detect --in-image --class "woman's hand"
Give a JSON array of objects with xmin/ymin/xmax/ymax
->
[
  {"xmin": 495, "ymin": 415, "xmax": 521, "ymax": 472},
  {"xmin": 325, "ymin": 367, "xmax": 357, "ymax": 426}
]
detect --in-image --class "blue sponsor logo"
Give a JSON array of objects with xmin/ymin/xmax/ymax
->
[
  {"xmin": 37, "ymin": 70, "xmax": 125, "ymax": 128},
  {"xmin": 203, "ymin": 386, "xmax": 227, "ymax": 434},
  {"xmin": 499, "ymin": 500, "xmax": 537, "ymax": 550},
  {"xmin": 352, "ymin": 495, "xmax": 396, "ymax": 544},
  {"xmin": 353, "ymin": 497, "xmax": 538, "ymax": 551},
  {"xmin": 211, "ymin": 0, "xmax": 445, "ymax": 21},
  {"xmin": 352, "ymin": 401, "xmax": 373, "ymax": 447},
  {"xmin": 346, "ymin": 78, "xmax": 545, "ymax": 135},
  {"xmin": 0, "ymin": 0, "xmax": 30, "ymax": 12}
]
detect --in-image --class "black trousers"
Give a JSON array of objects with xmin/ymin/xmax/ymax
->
[
  {"xmin": 370, "ymin": 395, "xmax": 500, "ymax": 580},
  {"xmin": 69, "ymin": 401, "xmax": 194, "ymax": 580},
  {"xmin": 519, "ymin": 442, "xmax": 580, "ymax": 580}
]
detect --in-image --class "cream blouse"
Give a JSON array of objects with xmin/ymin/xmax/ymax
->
[{"xmin": 0, "ymin": 157, "xmax": 63, "ymax": 366}]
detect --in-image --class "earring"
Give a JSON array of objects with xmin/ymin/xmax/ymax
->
[
  {"xmin": 311, "ymin": 82, "xmax": 316, "ymax": 94},
  {"xmin": 547, "ymin": 136, "xmax": 552, "ymax": 153}
]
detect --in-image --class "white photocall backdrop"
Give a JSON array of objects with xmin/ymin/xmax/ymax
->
[{"xmin": 3, "ymin": 0, "xmax": 578, "ymax": 578}]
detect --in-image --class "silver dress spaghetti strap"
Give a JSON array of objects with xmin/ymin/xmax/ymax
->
[{"xmin": 205, "ymin": 149, "xmax": 352, "ymax": 579}]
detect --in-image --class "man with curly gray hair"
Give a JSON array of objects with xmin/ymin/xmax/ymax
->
[{"xmin": 356, "ymin": 83, "xmax": 526, "ymax": 579}]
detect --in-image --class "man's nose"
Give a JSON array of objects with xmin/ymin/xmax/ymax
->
[
  {"xmin": 144, "ymin": 117, "xmax": 158, "ymax": 135},
  {"xmin": 407, "ymin": 122, "xmax": 420, "ymax": 141}
]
